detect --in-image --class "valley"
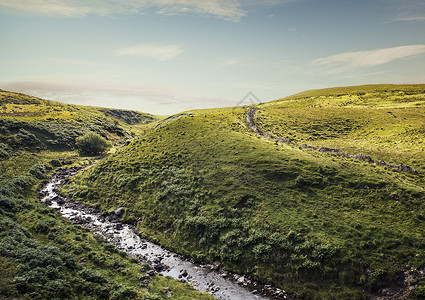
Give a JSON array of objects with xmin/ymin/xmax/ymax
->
[{"xmin": 1, "ymin": 84, "xmax": 425, "ymax": 299}]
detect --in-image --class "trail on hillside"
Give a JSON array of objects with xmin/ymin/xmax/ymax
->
[{"xmin": 247, "ymin": 107, "xmax": 416, "ymax": 173}]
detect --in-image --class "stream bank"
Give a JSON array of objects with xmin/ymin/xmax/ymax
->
[{"xmin": 40, "ymin": 167, "xmax": 291, "ymax": 300}]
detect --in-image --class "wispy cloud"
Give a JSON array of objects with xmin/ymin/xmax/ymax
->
[
  {"xmin": 387, "ymin": 0, "xmax": 425, "ymax": 22},
  {"xmin": 154, "ymin": 0, "xmax": 245, "ymax": 20},
  {"xmin": 0, "ymin": 0, "xmax": 246, "ymax": 21},
  {"xmin": 217, "ymin": 57, "xmax": 245, "ymax": 67},
  {"xmin": 311, "ymin": 45, "xmax": 425, "ymax": 75},
  {"xmin": 114, "ymin": 43, "xmax": 184, "ymax": 61},
  {"xmin": 396, "ymin": 15, "xmax": 425, "ymax": 22},
  {"xmin": 0, "ymin": 0, "xmax": 108, "ymax": 17}
]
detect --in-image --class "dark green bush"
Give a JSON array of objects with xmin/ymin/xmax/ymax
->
[
  {"xmin": 0, "ymin": 195, "xmax": 17, "ymax": 212},
  {"xmin": 76, "ymin": 132, "xmax": 111, "ymax": 155},
  {"xmin": 411, "ymin": 285, "xmax": 425, "ymax": 298},
  {"xmin": 45, "ymin": 279, "xmax": 72, "ymax": 298},
  {"xmin": 0, "ymin": 142, "xmax": 12, "ymax": 159},
  {"xmin": 15, "ymin": 128, "xmax": 41, "ymax": 148},
  {"xmin": 79, "ymin": 268, "xmax": 107, "ymax": 283},
  {"xmin": 0, "ymin": 256, "xmax": 18, "ymax": 298},
  {"xmin": 111, "ymin": 286, "xmax": 137, "ymax": 300},
  {"xmin": 29, "ymin": 164, "xmax": 48, "ymax": 179}
]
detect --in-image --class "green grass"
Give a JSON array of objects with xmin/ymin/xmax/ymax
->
[
  {"xmin": 62, "ymin": 85, "xmax": 425, "ymax": 299},
  {"xmin": 3, "ymin": 85, "xmax": 425, "ymax": 299},
  {"xmin": 0, "ymin": 90, "xmax": 212, "ymax": 300},
  {"xmin": 257, "ymin": 84, "xmax": 425, "ymax": 173},
  {"xmin": 0, "ymin": 89, "xmax": 161, "ymax": 152}
]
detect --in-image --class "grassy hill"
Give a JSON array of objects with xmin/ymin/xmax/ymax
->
[
  {"xmin": 0, "ymin": 89, "xmax": 160, "ymax": 154},
  {"xmin": 0, "ymin": 90, "xmax": 212, "ymax": 300},
  {"xmin": 256, "ymin": 84, "xmax": 425, "ymax": 173},
  {"xmin": 62, "ymin": 84, "xmax": 425, "ymax": 299}
]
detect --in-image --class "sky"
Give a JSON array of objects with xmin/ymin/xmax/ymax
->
[{"xmin": 0, "ymin": 0, "xmax": 424, "ymax": 115}]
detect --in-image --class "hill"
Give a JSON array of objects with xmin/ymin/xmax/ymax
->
[
  {"xmin": 62, "ymin": 84, "xmax": 425, "ymax": 299},
  {"xmin": 256, "ymin": 84, "xmax": 425, "ymax": 173},
  {"xmin": 0, "ymin": 90, "xmax": 212, "ymax": 299},
  {"xmin": 0, "ymin": 89, "xmax": 159, "ymax": 154}
]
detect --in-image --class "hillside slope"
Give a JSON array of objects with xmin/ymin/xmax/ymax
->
[
  {"xmin": 0, "ymin": 91, "xmax": 211, "ymax": 300},
  {"xmin": 63, "ymin": 84, "xmax": 425, "ymax": 299},
  {"xmin": 0, "ymin": 89, "xmax": 160, "ymax": 154},
  {"xmin": 256, "ymin": 84, "xmax": 425, "ymax": 173}
]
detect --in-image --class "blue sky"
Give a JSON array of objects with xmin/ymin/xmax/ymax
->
[{"xmin": 1, "ymin": 0, "xmax": 424, "ymax": 114}]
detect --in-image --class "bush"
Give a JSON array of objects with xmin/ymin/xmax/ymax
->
[
  {"xmin": 15, "ymin": 129, "xmax": 41, "ymax": 148},
  {"xmin": 295, "ymin": 175, "xmax": 305, "ymax": 186},
  {"xmin": 79, "ymin": 268, "xmax": 107, "ymax": 283},
  {"xmin": 29, "ymin": 164, "xmax": 48, "ymax": 179},
  {"xmin": 75, "ymin": 132, "xmax": 111, "ymax": 155},
  {"xmin": 411, "ymin": 285, "xmax": 425, "ymax": 298},
  {"xmin": 0, "ymin": 257, "xmax": 18, "ymax": 298},
  {"xmin": 111, "ymin": 286, "xmax": 137, "ymax": 300}
]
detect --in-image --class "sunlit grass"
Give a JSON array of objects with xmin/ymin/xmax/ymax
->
[
  {"xmin": 257, "ymin": 85, "xmax": 425, "ymax": 172},
  {"xmin": 63, "ymin": 85, "xmax": 425, "ymax": 298}
]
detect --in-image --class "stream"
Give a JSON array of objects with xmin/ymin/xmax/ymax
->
[{"xmin": 39, "ymin": 167, "xmax": 289, "ymax": 300}]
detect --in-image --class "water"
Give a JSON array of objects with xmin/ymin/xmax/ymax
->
[{"xmin": 40, "ymin": 168, "xmax": 288, "ymax": 300}]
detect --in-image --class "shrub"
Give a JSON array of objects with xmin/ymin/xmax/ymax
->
[
  {"xmin": 15, "ymin": 129, "xmax": 41, "ymax": 148},
  {"xmin": 75, "ymin": 132, "xmax": 111, "ymax": 155},
  {"xmin": 0, "ymin": 257, "xmax": 18, "ymax": 298},
  {"xmin": 45, "ymin": 279, "xmax": 72, "ymax": 298},
  {"xmin": 0, "ymin": 143, "xmax": 12, "ymax": 159},
  {"xmin": 79, "ymin": 268, "xmax": 107, "ymax": 283},
  {"xmin": 111, "ymin": 286, "xmax": 137, "ymax": 300},
  {"xmin": 411, "ymin": 286, "xmax": 425, "ymax": 298},
  {"xmin": 295, "ymin": 175, "xmax": 305, "ymax": 186},
  {"xmin": 29, "ymin": 164, "xmax": 48, "ymax": 179}
]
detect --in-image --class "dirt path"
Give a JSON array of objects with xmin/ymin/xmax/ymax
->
[{"xmin": 247, "ymin": 107, "xmax": 416, "ymax": 173}]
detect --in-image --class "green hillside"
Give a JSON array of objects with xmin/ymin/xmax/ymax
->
[
  {"xmin": 0, "ymin": 89, "xmax": 159, "ymax": 154},
  {"xmin": 257, "ymin": 84, "xmax": 425, "ymax": 173},
  {"xmin": 0, "ymin": 90, "xmax": 212, "ymax": 300},
  {"xmin": 62, "ymin": 84, "xmax": 425, "ymax": 299}
]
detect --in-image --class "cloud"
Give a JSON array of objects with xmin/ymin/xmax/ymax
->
[
  {"xmin": 396, "ymin": 15, "xmax": 425, "ymax": 22},
  {"xmin": 0, "ymin": 0, "xmax": 246, "ymax": 21},
  {"xmin": 0, "ymin": 0, "xmax": 110, "ymax": 17},
  {"xmin": 386, "ymin": 0, "xmax": 425, "ymax": 22},
  {"xmin": 311, "ymin": 45, "xmax": 425, "ymax": 74},
  {"xmin": 217, "ymin": 57, "xmax": 244, "ymax": 67},
  {"xmin": 154, "ymin": 0, "xmax": 245, "ymax": 20},
  {"xmin": 114, "ymin": 43, "xmax": 184, "ymax": 61}
]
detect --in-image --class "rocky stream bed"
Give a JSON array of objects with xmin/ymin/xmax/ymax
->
[{"xmin": 39, "ymin": 167, "xmax": 291, "ymax": 300}]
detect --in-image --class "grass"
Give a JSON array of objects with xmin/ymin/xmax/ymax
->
[
  {"xmin": 0, "ymin": 89, "xmax": 161, "ymax": 152},
  {"xmin": 256, "ymin": 84, "xmax": 425, "ymax": 173},
  {"xmin": 3, "ymin": 85, "xmax": 425, "ymax": 299},
  {"xmin": 62, "ymin": 85, "xmax": 425, "ymax": 298},
  {"xmin": 0, "ymin": 90, "xmax": 212, "ymax": 300}
]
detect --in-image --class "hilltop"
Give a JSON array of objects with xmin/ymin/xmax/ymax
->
[
  {"xmin": 257, "ymin": 84, "xmax": 425, "ymax": 173},
  {"xmin": 62, "ymin": 84, "xmax": 425, "ymax": 299}
]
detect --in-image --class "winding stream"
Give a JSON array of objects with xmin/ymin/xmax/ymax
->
[{"xmin": 39, "ymin": 167, "xmax": 288, "ymax": 300}]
